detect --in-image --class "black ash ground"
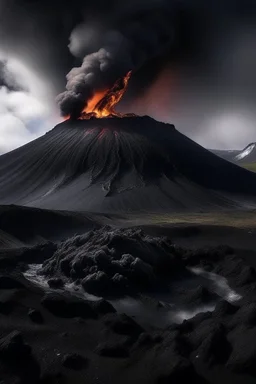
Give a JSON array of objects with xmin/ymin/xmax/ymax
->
[
  {"xmin": 1, "ymin": 116, "xmax": 256, "ymax": 383},
  {"xmin": 25, "ymin": 227, "xmax": 240, "ymax": 327},
  {"xmin": 1, "ymin": 220, "xmax": 256, "ymax": 384}
]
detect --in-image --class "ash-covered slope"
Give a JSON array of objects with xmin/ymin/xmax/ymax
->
[{"xmin": 1, "ymin": 116, "xmax": 256, "ymax": 212}]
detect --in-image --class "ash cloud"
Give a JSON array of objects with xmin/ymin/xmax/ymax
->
[
  {"xmin": 57, "ymin": 0, "xmax": 176, "ymax": 117},
  {"xmin": 1, "ymin": 0, "xmax": 256, "ymax": 150}
]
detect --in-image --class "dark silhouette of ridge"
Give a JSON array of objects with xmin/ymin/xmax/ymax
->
[{"xmin": 0, "ymin": 116, "xmax": 256, "ymax": 212}]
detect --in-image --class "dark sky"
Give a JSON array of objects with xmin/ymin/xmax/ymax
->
[{"xmin": 1, "ymin": 0, "xmax": 256, "ymax": 150}]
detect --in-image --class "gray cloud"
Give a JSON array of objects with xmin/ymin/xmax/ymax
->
[{"xmin": 0, "ymin": 53, "xmax": 58, "ymax": 154}]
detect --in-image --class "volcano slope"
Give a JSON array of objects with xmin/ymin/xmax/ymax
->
[
  {"xmin": 1, "ymin": 116, "xmax": 256, "ymax": 212},
  {"xmin": 3, "ymin": 117, "xmax": 256, "ymax": 384}
]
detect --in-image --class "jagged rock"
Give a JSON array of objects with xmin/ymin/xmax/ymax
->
[
  {"xmin": 111, "ymin": 273, "xmax": 131, "ymax": 295},
  {"xmin": 82, "ymin": 271, "xmax": 113, "ymax": 296},
  {"xmin": 90, "ymin": 299, "xmax": 116, "ymax": 315},
  {"xmin": 213, "ymin": 300, "xmax": 238, "ymax": 318},
  {"xmin": 62, "ymin": 353, "xmax": 88, "ymax": 370},
  {"xmin": 179, "ymin": 311, "xmax": 212, "ymax": 334},
  {"xmin": 28, "ymin": 309, "xmax": 44, "ymax": 324},
  {"xmin": 41, "ymin": 292, "xmax": 96, "ymax": 319},
  {"xmin": 94, "ymin": 250, "xmax": 112, "ymax": 270},
  {"xmin": 130, "ymin": 257, "xmax": 155, "ymax": 284},
  {"xmin": 112, "ymin": 254, "xmax": 135, "ymax": 270},
  {"xmin": 47, "ymin": 278, "xmax": 64, "ymax": 289},
  {"xmin": 104, "ymin": 313, "xmax": 144, "ymax": 338},
  {"xmin": 40, "ymin": 227, "xmax": 187, "ymax": 298}
]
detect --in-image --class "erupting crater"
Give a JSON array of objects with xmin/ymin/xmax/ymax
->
[{"xmin": 66, "ymin": 71, "xmax": 136, "ymax": 121}]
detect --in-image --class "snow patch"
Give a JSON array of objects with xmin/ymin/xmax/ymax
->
[{"xmin": 235, "ymin": 143, "xmax": 255, "ymax": 160}]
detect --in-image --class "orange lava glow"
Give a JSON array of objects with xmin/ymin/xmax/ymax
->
[
  {"xmin": 83, "ymin": 90, "xmax": 108, "ymax": 114},
  {"xmin": 80, "ymin": 71, "xmax": 134, "ymax": 120},
  {"xmin": 122, "ymin": 67, "xmax": 180, "ymax": 120}
]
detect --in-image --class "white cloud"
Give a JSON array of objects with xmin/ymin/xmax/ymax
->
[
  {"xmin": 194, "ymin": 112, "xmax": 256, "ymax": 150},
  {"xmin": 0, "ymin": 51, "xmax": 59, "ymax": 154}
]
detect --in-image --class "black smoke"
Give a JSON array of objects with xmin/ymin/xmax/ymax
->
[
  {"xmin": 1, "ymin": 0, "xmax": 256, "ymax": 148},
  {"xmin": 57, "ymin": 1, "xmax": 178, "ymax": 118}
]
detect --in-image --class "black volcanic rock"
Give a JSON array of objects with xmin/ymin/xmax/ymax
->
[
  {"xmin": 179, "ymin": 285, "xmax": 219, "ymax": 307},
  {"xmin": 62, "ymin": 353, "xmax": 88, "ymax": 370},
  {"xmin": 40, "ymin": 227, "xmax": 187, "ymax": 298},
  {"xmin": 47, "ymin": 278, "xmax": 64, "ymax": 289},
  {"xmin": 1, "ymin": 116, "xmax": 256, "ymax": 212},
  {"xmin": 0, "ymin": 331, "xmax": 40, "ymax": 383},
  {"xmin": 41, "ymin": 292, "xmax": 96, "ymax": 319},
  {"xmin": 90, "ymin": 299, "xmax": 116, "ymax": 315},
  {"xmin": 0, "ymin": 291, "xmax": 17, "ymax": 315},
  {"xmin": 28, "ymin": 308, "xmax": 44, "ymax": 324},
  {"xmin": 82, "ymin": 271, "xmax": 113, "ymax": 296},
  {"xmin": 104, "ymin": 313, "xmax": 144, "ymax": 337}
]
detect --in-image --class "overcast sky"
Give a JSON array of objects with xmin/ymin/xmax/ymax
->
[{"xmin": 1, "ymin": 0, "xmax": 256, "ymax": 153}]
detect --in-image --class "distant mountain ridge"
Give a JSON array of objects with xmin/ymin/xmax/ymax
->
[{"xmin": 212, "ymin": 142, "xmax": 256, "ymax": 164}]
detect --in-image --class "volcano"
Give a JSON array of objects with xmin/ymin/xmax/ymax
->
[{"xmin": 1, "ymin": 116, "xmax": 256, "ymax": 212}]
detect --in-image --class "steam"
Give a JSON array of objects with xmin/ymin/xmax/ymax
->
[{"xmin": 57, "ymin": 1, "xmax": 175, "ymax": 117}]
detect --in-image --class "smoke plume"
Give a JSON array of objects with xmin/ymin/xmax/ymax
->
[{"xmin": 57, "ymin": 1, "xmax": 176, "ymax": 117}]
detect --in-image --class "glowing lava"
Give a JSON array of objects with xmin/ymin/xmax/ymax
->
[
  {"xmin": 83, "ymin": 90, "xmax": 107, "ymax": 114},
  {"xmin": 80, "ymin": 71, "xmax": 135, "ymax": 120}
]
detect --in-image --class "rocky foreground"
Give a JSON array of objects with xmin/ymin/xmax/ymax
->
[{"xmin": 1, "ymin": 227, "xmax": 256, "ymax": 383}]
